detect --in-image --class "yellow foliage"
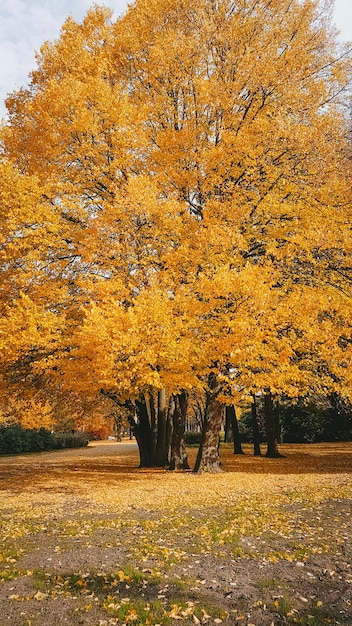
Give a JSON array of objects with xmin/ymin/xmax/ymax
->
[
  {"xmin": 0, "ymin": 0, "xmax": 351, "ymax": 426},
  {"xmin": 0, "ymin": 396, "xmax": 53, "ymax": 430}
]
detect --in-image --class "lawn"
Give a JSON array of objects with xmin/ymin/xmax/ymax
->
[{"xmin": 0, "ymin": 441, "xmax": 351, "ymax": 625}]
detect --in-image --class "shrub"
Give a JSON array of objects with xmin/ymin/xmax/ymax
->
[
  {"xmin": 0, "ymin": 425, "xmax": 88, "ymax": 455},
  {"xmin": 0, "ymin": 424, "xmax": 24, "ymax": 454},
  {"xmin": 53, "ymin": 431, "xmax": 89, "ymax": 449},
  {"xmin": 28, "ymin": 428, "xmax": 57, "ymax": 452},
  {"xmin": 0, "ymin": 425, "xmax": 56, "ymax": 455}
]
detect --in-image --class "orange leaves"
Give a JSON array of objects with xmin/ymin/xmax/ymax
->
[
  {"xmin": 0, "ymin": 293, "xmax": 58, "ymax": 362},
  {"xmin": 64, "ymin": 285, "xmax": 203, "ymax": 397},
  {"xmin": 0, "ymin": 0, "xmax": 351, "ymax": 420},
  {"xmin": 0, "ymin": 396, "xmax": 54, "ymax": 430}
]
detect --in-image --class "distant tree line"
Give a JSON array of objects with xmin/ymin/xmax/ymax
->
[{"xmin": 237, "ymin": 394, "xmax": 352, "ymax": 446}]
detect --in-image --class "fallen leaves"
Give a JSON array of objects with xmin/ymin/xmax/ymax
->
[
  {"xmin": 0, "ymin": 442, "xmax": 351, "ymax": 625},
  {"xmin": 34, "ymin": 591, "xmax": 48, "ymax": 601}
]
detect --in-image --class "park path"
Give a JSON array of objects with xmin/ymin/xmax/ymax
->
[{"xmin": 0, "ymin": 439, "xmax": 140, "ymax": 488}]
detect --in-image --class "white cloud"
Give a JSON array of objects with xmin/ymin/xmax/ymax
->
[
  {"xmin": 333, "ymin": 0, "xmax": 352, "ymax": 43},
  {"xmin": 0, "ymin": 0, "xmax": 128, "ymax": 120}
]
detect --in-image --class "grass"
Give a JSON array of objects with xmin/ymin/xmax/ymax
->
[{"xmin": 0, "ymin": 440, "xmax": 351, "ymax": 625}]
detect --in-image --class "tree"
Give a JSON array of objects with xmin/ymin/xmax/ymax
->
[
  {"xmin": 1, "ymin": 0, "xmax": 351, "ymax": 469},
  {"xmin": 194, "ymin": 373, "xmax": 224, "ymax": 473},
  {"xmin": 112, "ymin": 0, "xmax": 352, "ymax": 466},
  {"xmin": 263, "ymin": 389, "xmax": 284, "ymax": 458},
  {"xmin": 226, "ymin": 406, "xmax": 245, "ymax": 455},
  {"xmin": 251, "ymin": 395, "xmax": 262, "ymax": 457},
  {"xmin": 169, "ymin": 391, "xmax": 190, "ymax": 470}
]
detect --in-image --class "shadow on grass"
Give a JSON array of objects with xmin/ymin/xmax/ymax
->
[
  {"xmin": 0, "ymin": 442, "xmax": 351, "ymax": 493},
  {"xmin": 221, "ymin": 442, "xmax": 352, "ymax": 475}
]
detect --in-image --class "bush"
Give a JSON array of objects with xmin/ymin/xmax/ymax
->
[
  {"xmin": 28, "ymin": 428, "xmax": 57, "ymax": 452},
  {"xmin": 53, "ymin": 431, "xmax": 89, "ymax": 449},
  {"xmin": 0, "ymin": 426, "xmax": 89, "ymax": 455},
  {"xmin": 0, "ymin": 425, "xmax": 56, "ymax": 455},
  {"xmin": 0, "ymin": 424, "xmax": 24, "ymax": 454},
  {"xmin": 281, "ymin": 402, "xmax": 325, "ymax": 443}
]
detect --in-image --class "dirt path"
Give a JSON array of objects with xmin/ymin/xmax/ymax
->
[{"xmin": 0, "ymin": 439, "xmax": 139, "ymax": 472}]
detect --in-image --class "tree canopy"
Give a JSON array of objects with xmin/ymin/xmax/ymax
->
[{"xmin": 1, "ymin": 0, "xmax": 351, "ymax": 469}]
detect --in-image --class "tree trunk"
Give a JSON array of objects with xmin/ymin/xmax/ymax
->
[
  {"xmin": 99, "ymin": 392, "xmax": 153, "ymax": 467},
  {"xmin": 169, "ymin": 390, "xmax": 190, "ymax": 470},
  {"xmin": 156, "ymin": 388, "xmax": 168, "ymax": 467},
  {"xmin": 134, "ymin": 399, "xmax": 153, "ymax": 467},
  {"xmin": 251, "ymin": 394, "xmax": 262, "ymax": 456},
  {"xmin": 264, "ymin": 389, "xmax": 284, "ymax": 458},
  {"xmin": 145, "ymin": 391, "xmax": 157, "ymax": 466},
  {"xmin": 166, "ymin": 395, "xmax": 174, "ymax": 460},
  {"xmin": 113, "ymin": 414, "xmax": 123, "ymax": 441},
  {"xmin": 274, "ymin": 399, "xmax": 282, "ymax": 444},
  {"xmin": 224, "ymin": 405, "xmax": 234, "ymax": 443},
  {"xmin": 226, "ymin": 405, "xmax": 245, "ymax": 455},
  {"xmin": 193, "ymin": 373, "xmax": 223, "ymax": 473}
]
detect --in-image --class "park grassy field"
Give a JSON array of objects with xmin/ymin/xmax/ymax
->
[{"xmin": 0, "ymin": 441, "xmax": 351, "ymax": 625}]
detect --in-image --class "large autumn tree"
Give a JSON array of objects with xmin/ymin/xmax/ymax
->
[{"xmin": 1, "ymin": 0, "xmax": 351, "ymax": 469}]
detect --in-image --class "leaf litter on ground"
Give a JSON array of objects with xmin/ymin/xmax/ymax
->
[{"xmin": 0, "ymin": 441, "xmax": 351, "ymax": 625}]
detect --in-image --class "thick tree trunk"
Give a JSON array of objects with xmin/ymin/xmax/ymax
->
[
  {"xmin": 193, "ymin": 373, "xmax": 223, "ymax": 473},
  {"xmin": 251, "ymin": 394, "xmax": 262, "ymax": 456},
  {"xmin": 134, "ymin": 399, "xmax": 153, "ymax": 467},
  {"xmin": 226, "ymin": 405, "xmax": 245, "ymax": 455},
  {"xmin": 264, "ymin": 389, "xmax": 284, "ymax": 458},
  {"xmin": 156, "ymin": 388, "xmax": 168, "ymax": 467},
  {"xmin": 169, "ymin": 390, "xmax": 190, "ymax": 470}
]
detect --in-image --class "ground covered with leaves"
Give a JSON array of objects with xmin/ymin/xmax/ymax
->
[{"xmin": 0, "ymin": 441, "xmax": 351, "ymax": 626}]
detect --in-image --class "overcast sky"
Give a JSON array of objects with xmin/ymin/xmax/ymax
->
[{"xmin": 0, "ymin": 0, "xmax": 351, "ymax": 120}]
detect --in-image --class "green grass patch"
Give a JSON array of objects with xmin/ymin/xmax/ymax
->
[
  {"xmin": 256, "ymin": 577, "xmax": 282, "ymax": 590},
  {"xmin": 293, "ymin": 607, "xmax": 344, "ymax": 625},
  {"xmin": 34, "ymin": 567, "xmax": 163, "ymax": 597},
  {"xmin": 0, "ymin": 568, "xmax": 22, "ymax": 582}
]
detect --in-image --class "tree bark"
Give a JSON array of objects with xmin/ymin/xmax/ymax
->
[
  {"xmin": 156, "ymin": 388, "xmax": 168, "ymax": 467},
  {"xmin": 166, "ymin": 395, "xmax": 174, "ymax": 460},
  {"xmin": 264, "ymin": 389, "xmax": 284, "ymax": 458},
  {"xmin": 224, "ymin": 405, "xmax": 234, "ymax": 443},
  {"xmin": 145, "ymin": 391, "xmax": 157, "ymax": 466},
  {"xmin": 113, "ymin": 414, "xmax": 123, "ymax": 441},
  {"xmin": 134, "ymin": 399, "xmax": 153, "ymax": 467},
  {"xmin": 226, "ymin": 405, "xmax": 245, "ymax": 454},
  {"xmin": 251, "ymin": 394, "xmax": 262, "ymax": 456},
  {"xmin": 274, "ymin": 399, "xmax": 282, "ymax": 444},
  {"xmin": 169, "ymin": 390, "xmax": 190, "ymax": 470},
  {"xmin": 193, "ymin": 373, "xmax": 223, "ymax": 473}
]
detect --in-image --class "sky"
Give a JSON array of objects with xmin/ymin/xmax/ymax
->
[{"xmin": 0, "ymin": 0, "xmax": 351, "ymax": 120}]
